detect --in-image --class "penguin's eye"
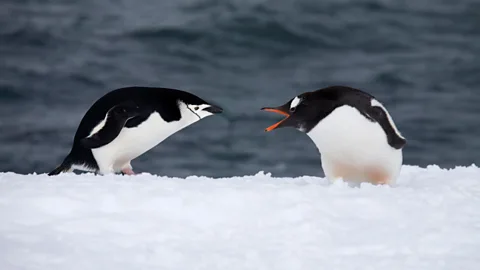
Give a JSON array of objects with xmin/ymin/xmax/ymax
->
[
  {"xmin": 290, "ymin": 106, "xmax": 296, "ymax": 113},
  {"xmin": 194, "ymin": 106, "xmax": 199, "ymax": 111},
  {"xmin": 122, "ymin": 108, "xmax": 127, "ymax": 113}
]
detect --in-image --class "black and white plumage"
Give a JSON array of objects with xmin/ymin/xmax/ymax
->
[
  {"xmin": 80, "ymin": 100, "xmax": 144, "ymax": 149},
  {"xmin": 261, "ymin": 86, "xmax": 406, "ymax": 185},
  {"xmin": 49, "ymin": 86, "xmax": 223, "ymax": 176}
]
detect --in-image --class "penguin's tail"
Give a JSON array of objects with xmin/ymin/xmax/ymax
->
[{"xmin": 48, "ymin": 156, "xmax": 73, "ymax": 176}]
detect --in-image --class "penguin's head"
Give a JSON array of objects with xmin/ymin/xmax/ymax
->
[
  {"xmin": 261, "ymin": 89, "xmax": 338, "ymax": 133},
  {"xmin": 175, "ymin": 91, "xmax": 223, "ymax": 123},
  {"xmin": 261, "ymin": 86, "xmax": 406, "ymax": 149}
]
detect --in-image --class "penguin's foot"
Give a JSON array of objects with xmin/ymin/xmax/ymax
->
[{"xmin": 121, "ymin": 168, "xmax": 135, "ymax": 175}]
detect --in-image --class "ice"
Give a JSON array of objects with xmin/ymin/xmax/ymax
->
[{"xmin": 0, "ymin": 165, "xmax": 479, "ymax": 270}]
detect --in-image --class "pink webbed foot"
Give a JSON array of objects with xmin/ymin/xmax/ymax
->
[{"xmin": 121, "ymin": 168, "xmax": 135, "ymax": 175}]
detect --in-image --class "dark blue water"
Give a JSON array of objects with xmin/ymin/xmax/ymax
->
[{"xmin": 1, "ymin": 0, "xmax": 479, "ymax": 177}]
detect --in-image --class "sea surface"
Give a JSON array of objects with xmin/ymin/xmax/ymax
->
[{"xmin": 1, "ymin": 0, "xmax": 479, "ymax": 177}]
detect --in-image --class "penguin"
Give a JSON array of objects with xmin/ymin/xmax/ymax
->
[
  {"xmin": 261, "ymin": 85, "xmax": 406, "ymax": 185},
  {"xmin": 49, "ymin": 86, "xmax": 223, "ymax": 176}
]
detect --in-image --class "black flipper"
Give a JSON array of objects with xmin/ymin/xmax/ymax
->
[
  {"xmin": 80, "ymin": 134, "xmax": 112, "ymax": 149},
  {"xmin": 80, "ymin": 116, "xmax": 126, "ymax": 149},
  {"xmin": 80, "ymin": 102, "xmax": 143, "ymax": 149},
  {"xmin": 366, "ymin": 105, "xmax": 406, "ymax": 150}
]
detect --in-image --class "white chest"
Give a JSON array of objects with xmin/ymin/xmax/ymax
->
[
  {"xmin": 307, "ymin": 105, "xmax": 402, "ymax": 184},
  {"xmin": 91, "ymin": 112, "xmax": 195, "ymax": 173}
]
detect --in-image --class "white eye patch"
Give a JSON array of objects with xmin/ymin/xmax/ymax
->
[{"xmin": 290, "ymin": 96, "xmax": 302, "ymax": 110}]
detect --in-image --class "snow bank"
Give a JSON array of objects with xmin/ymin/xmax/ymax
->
[{"xmin": 0, "ymin": 165, "xmax": 479, "ymax": 270}]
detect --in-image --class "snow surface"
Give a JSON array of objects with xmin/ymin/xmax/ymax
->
[{"xmin": 0, "ymin": 165, "xmax": 479, "ymax": 270}]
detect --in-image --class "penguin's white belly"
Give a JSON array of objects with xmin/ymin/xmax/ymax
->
[
  {"xmin": 307, "ymin": 105, "xmax": 402, "ymax": 184},
  {"xmin": 91, "ymin": 112, "xmax": 193, "ymax": 173}
]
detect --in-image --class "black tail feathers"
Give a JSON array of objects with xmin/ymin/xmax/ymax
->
[{"xmin": 48, "ymin": 158, "xmax": 73, "ymax": 176}]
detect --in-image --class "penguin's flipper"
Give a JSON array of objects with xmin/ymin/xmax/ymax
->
[
  {"xmin": 80, "ymin": 109, "xmax": 130, "ymax": 149},
  {"xmin": 80, "ymin": 134, "xmax": 111, "ymax": 149},
  {"xmin": 81, "ymin": 102, "xmax": 149, "ymax": 150}
]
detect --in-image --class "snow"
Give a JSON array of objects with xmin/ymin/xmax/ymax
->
[{"xmin": 0, "ymin": 165, "xmax": 479, "ymax": 270}]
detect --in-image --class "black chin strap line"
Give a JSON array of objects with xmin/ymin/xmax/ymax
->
[{"xmin": 187, "ymin": 107, "xmax": 201, "ymax": 120}]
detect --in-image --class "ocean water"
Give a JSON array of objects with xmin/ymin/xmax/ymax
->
[{"xmin": 1, "ymin": 0, "xmax": 479, "ymax": 177}]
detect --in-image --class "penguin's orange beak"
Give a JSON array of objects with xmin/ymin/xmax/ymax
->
[{"xmin": 261, "ymin": 106, "xmax": 291, "ymax": 132}]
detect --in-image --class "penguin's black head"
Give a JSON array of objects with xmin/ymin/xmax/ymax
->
[
  {"xmin": 109, "ymin": 101, "xmax": 143, "ymax": 119},
  {"xmin": 261, "ymin": 87, "xmax": 347, "ymax": 133},
  {"xmin": 261, "ymin": 86, "xmax": 406, "ymax": 149}
]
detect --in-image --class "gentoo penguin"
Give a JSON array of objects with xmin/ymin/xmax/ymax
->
[
  {"xmin": 49, "ymin": 86, "xmax": 223, "ymax": 176},
  {"xmin": 261, "ymin": 86, "xmax": 406, "ymax": 185}
]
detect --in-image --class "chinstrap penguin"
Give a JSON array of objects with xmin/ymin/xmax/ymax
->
[
  {"xmin": 49, "ymin": 86, "xmax": 223, "ymax": 176},
  {"xmin": 261, "ymin": 86, "xmax": 406, "ymax": 185}
]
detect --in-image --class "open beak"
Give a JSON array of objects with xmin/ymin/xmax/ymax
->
[{"xmin": 261, "ymin": 105, "xmax": 291, "ymax": 132}]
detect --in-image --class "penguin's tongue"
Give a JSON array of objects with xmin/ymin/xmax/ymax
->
[{"xmin": 261, "ymin": 108, "xmax": 290, "ymax": 132}]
